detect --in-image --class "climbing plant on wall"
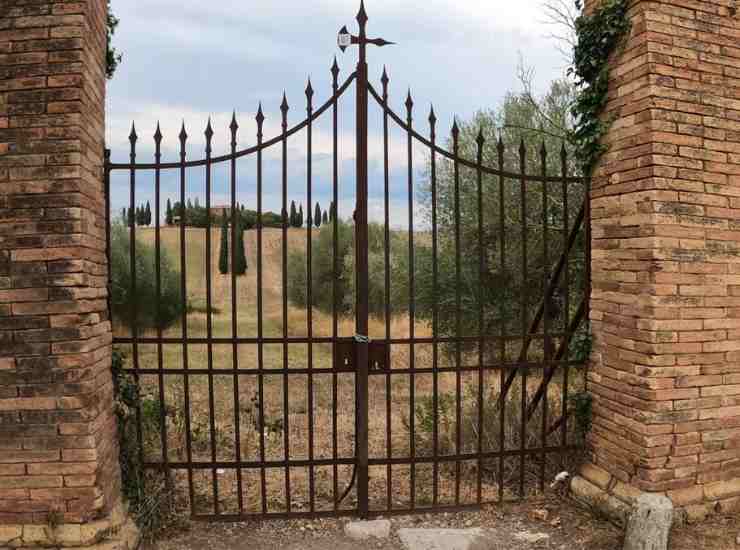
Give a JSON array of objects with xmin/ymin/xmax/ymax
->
[
  {"xmin": 569, "ymin": 0, "xmax": 631, "ymax": 175},
  {"xmin": 106, "ymin": 1, "xmax": 122, "ymax": 78}
]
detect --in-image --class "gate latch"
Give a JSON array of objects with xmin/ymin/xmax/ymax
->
[{"xmin": 335, "ymin": 336, "xmax": 389, "ymax": 372}]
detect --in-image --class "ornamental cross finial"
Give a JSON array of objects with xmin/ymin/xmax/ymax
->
[{"xmin": 337, "ymin": 1, "xmax": 394, "ymax": 54}]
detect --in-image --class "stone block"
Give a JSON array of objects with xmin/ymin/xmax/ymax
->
[
  {"xmin": 623, "ymin": 494, "xmax": 673, "ymax": 550},
  {"xmin": 345, "ymin": 519, "xmax": 391, "ymax": 540}
]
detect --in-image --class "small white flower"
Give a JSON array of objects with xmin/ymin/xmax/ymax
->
[
  {"xmin": 549, "ymin": 471, "xmax": 570, "ymax": 489},
  {"xmin": 554, "ymin": 471, "xmax": 570, "ymax": 482}
]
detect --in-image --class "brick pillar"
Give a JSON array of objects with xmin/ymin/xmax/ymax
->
[
  {"xmin": 573, "ymin": 0, "xmax": 740, "ymax": 523},
  {"xmin": 0, "ymin": 1, "xmax": 137, "ymax": 547}
]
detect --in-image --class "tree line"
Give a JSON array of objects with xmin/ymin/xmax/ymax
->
[
  {"xmin": 122, "ymin": 203, "xmax": 152, "ymax": 227},
  {"xmin": 123, "ymin": 198, "xmax": 336, "ymax": 230}
]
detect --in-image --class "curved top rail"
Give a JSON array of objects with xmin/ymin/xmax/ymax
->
[
  {"xmin": 107, "ymin": 72, "xmax": 357, "ymax": 171},
  {"xmin": 367, "ymin": 83, "xmax": 585, "ymax": 185}
]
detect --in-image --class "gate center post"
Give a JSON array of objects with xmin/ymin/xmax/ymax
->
[{"xmin": 354, "ymin": 1, "xmax": 371, "ymax": 519}]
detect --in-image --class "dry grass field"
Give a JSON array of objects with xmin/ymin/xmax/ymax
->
[{"xmin": 115, "ymin": 226, "xmax": 585, "ymax": 517}]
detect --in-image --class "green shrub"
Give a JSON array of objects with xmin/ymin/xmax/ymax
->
[
  {"xmin": 218, "ymin": 209, "xmax": 229, "ymax": 275},
  {"xmin": 288, "ymin": 220, "xmax": 354, "ymax": 315},
  {"xmin": 409, "ymin": 377, "xmax": 586, "ymax": 489},
  {"xmin": 110, "ymin": 223, "xmax": 184, "ymax": 330},
  {"xmin": 112, "ymin": 348, "xmax": 177, "ymax": 540},
  {"xmin": 287, "ymin": 220, "xmax": 410, "ymax": 317}
]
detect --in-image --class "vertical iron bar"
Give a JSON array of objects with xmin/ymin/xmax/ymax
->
[
  {"xmin": 305, "ymin": 80, "xmax": 316, "ymax": 514},
  {"xmin": 153, "ymin": 125, "xmax": 169, "ymax": 476},
  {"xmin": 229, "ymin": 113, "xmax": 244, "ymax": 514},
  {"xmin": 429, "ymin": 107, "xmax": 439, "ymax": 508},
  {"xmin": 204, "ymin": 120, "xmax": 219, "ymax": 515},
  {"xmin": 381, "ymin": 68, "xmax": 392, "ymax": 512},
  {"xmin": 178, "ymin": 123, "xmax": 196, "ymax": 513},
  {"xmin": 519, "ymin": 140, "xmax": 527, "ymax": 500},
  {"xmin": 540, "ymin": 143, "xmax": 549, "ymax": 493},
  {"xmin": 476, "ymin": 130, "xmax": 484, "ymax": 504},
  {"xmin": 104, "ymin": 149, "xmax": 112, "ymax": 330},
  {"xmin": 405, "ymin": 91, "xmax": 415, "ymax": 510},
  {"xmin": 127, "ymin": 125, "xmax": 144, "ymax": 473},
  {"xmin": 560, "ymin": 145, "xmax": 570, "ymax": 454},
  {"xmin": 497, "ymin": 138, "xmax": 506, "ymax": 503},
  {"xmin": 280, "ymin": 94, "xmax": 291, "ymax": 514},
  {"xmin": 452, "ymin": 120, "xmax": 461, "ymax": 505},
  {"xmin": 256, "ymin": 106, "xmax": 268, "ymax": 514},
  {"xmin": 355, "ymin": 4, "xmax": 371, "ymax": 518},
  {"xmin": 331, "ymin": 60, "xmax": 340, "ymax": 511},
  {"xmin": 585, "ymin": 177, "xmax": 592, "ymax": 397}
]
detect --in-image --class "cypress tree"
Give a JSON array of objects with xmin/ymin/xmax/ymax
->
[
  {"xmin": 166, "ymin": 199, "xmax": 173, "ymax": 225},
  {"xmin": 145, "ymin": 201, "xmax": 152, "ymax": 226},
  {"xmin": 122, "ymin": 207, "xmax": 127, "ymax": 224},
  {"xmin": 233, "ymin": 219, "xmax": 247, "ymax": 275},
  {"xmin": 218, "ymin": 208, "xmax": 229, "ymax": 274},
  {"xmin": 135, "ymin": 205, "xmax": 142, "ymax": 226},
  {"xmin": 322, "ymin": 210, "xmax": 328, "ymax": 225},
  {"xmin": 314, "ymin": 202, "xmax": 321, "ymax": 228},
  {"xmin": 299, "ymin": 204, "xmax": 304, "ymax": 227},
  {"xmin": 290, "ymin": 200, "xmax": 298, "ymax": 227}
]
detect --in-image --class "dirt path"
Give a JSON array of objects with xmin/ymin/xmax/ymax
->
[
  {"xmin": 143, "ymin": 493, "xmax": 740, "ymax": 550},
  {"xmin": 145, "ymin": 495, "xmax": 621, "ymax": 550}
]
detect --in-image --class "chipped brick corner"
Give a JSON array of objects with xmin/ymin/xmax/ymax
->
[
  {"xmin": 582, "ymin": 0, "xmax": 740, "ymax": 523},
  {"xmin": 0, "ymin": 0, "xmax": 137, "ymax": 548}
]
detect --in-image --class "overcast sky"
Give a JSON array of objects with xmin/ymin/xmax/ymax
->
[{"xmin": 106, "ymin": 0, "xmax": 571, "ymax": 225}]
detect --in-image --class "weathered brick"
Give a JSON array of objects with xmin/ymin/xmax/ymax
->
[
  {"xmin": 587, "ymin": 0, "xmax": 740, "ymax": 510},
  {"xmin": 0, "ymin": 0, "xmax": 121, "ymax": 528}
]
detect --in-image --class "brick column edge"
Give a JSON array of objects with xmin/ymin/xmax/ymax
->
[
  {"xmin": 571, "ymin": 0, "xmax": 740, "ymax": 526},
  {"xmin": 0, "ymin": 0, "xmax": 138, "ymax": 548}
]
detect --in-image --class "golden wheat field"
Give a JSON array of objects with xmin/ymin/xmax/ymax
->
[{"xmin": 114, "ymin": 226, "xmax": 585, "ymax": 516}]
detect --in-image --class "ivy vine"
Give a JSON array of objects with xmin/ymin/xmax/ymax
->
[
  {"xmin": 106, "ymin": 0, "xmax": 122, "ymax": 79},
  {"xmin": 569, "ymin": 0, "xmax": 631, "ymax": 176}
]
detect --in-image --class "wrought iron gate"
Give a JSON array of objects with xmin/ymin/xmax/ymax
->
[{"xmin": 105, "ymin": 1, "xmax": 590, "ymax": 521}]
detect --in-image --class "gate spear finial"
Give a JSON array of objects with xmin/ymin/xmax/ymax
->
[
  {"xmin": 153, "ymin": 122, "xmax": 162, "ymax": 145},
  {"xmin": 230, "ymin": 111, "xmax": 238, "ymax": 148},
  {"xmin": 357, "ymin": 0, "xmax": 368, "ymax": 28},
  {"xmin": 331, "ymin": 56, "xmax": 340, "ymax": 87},
  {"xmin": 256, "ymin": 103, "xmax": 265, "ymax": 138},
  {"xmin": 476, "ymin": 127, "xmax": 486, "ymax": 148},
  {"xmin": 280, "ymin": 92, "xmax": 289, "ymax": 131},
  {"xmin": 204, "ymin": 117, "xmax": 214, "ymax": 155},
  {"xmin": 179, "ymin": 121, "xmax": 188, "ymax": 144}
]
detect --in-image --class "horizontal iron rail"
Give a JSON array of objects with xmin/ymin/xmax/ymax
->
[
  {"xmin": 189, "ymin": 503, "xmax": 522, "ymax": 522},
  {"xmin": 367, "ymin": 83, "xmax": 584, "ymax": 184},
  {"xmin": 141, "ymin": 444, "xmax": 580, "ymax": 471},
  {"xmin": 106, "ymin": 73, "xmax": 357, "ymax": 171},
  {"xmin": 112, "ymin": 332, "xmax": 579, "ymax": 346},
  {"xmin": 121, "ymin": 360, "xmax": 586, "ymax": 377}
]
